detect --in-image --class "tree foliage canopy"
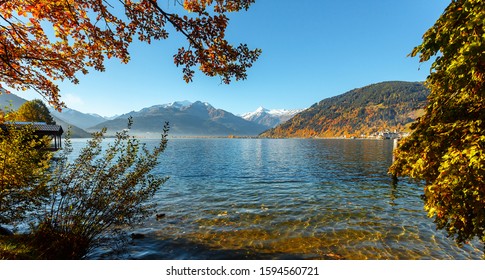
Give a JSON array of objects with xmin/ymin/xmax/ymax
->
[
  {"xmin": 390, "ymin": 0, "xmax": 485, "ymax": 246},
  {"xmin": 13, "ymin": 99, "xmax": 55, "ymax": 124},
  {"xmin": 0, "ymin": 0, "xmax": 261, "ymax": 109}
]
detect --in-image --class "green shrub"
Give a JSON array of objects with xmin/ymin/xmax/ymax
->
[{"xmin": 34, "ymin": 118, "xmax": 169, "ymax": 259}]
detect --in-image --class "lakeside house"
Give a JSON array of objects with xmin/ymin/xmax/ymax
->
[{"xmin": 0, "ymin": 122, "xmax": 63, "ymax": 151}]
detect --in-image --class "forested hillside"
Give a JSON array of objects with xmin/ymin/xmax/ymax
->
[{"xmin": 260, "ymin": 81, "xmax": 429, "ymax": 138}]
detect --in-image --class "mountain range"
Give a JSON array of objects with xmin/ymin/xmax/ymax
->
[
  {"xmin": 89, "ymin": 101, "xmax": 271, "ymax": 137},
  {"xmin": 49, "ymin": 108, "xmax": 106, "ymax": 130},
  {"xmin": 0, "ymin": 92, "xmax": 296, "ymax": 137},
  {"xmin": 2, "ymin": 81, "xmax": 429, "ymax": 138},
  {"xmin": 260, "ymin": 81, "xmax": 429, "ymax": 138}
]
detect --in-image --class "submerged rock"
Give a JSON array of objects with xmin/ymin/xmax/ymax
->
[
  {"xmin": 131, "ymin": 233, "xmax": 145, "ymax": 239},
  {"xmin": 0, "ymin": 226, "xmax": 13, "ymax": 236}
]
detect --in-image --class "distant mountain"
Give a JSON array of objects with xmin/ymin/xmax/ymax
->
[
  {"xmin": 260, "ymin": 81, "xmax": 429, "ymax": 138},
  {"xmin": 241, "ymin": 107, "xmax": 304, "ymax": 128},
  {"xmin": 0, "ymin": 92, "xmax": 91, "ymax": 138},
  {"xmin": 52, "ymin": 117, "xmax": 91, "ymax": 138},
  {"xmin": 90, "ymin": 101, "xmax": 268, "ymax": 137},
  {"xmin": 0, "ymin": 90, "xmax": 27, "ymax": 110},
  {"xmin": 49, "ymin": 107, "xmax": 107, "ymax": 130},
  {"xmin": 104, "ymin": 114, "xmax": 121, "ymax": 120}
]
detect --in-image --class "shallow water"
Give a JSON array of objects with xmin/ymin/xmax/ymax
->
[{"xmin": 72, "ymin": 138, "xmax": 482, "ymax": 259}]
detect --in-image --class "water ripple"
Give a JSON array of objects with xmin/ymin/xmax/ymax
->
[{"xmin": 80, "ymin": 138, "xmax": 484, "ymax": 259}]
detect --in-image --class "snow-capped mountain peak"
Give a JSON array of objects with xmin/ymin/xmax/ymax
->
[
  {"xmin": 241, "ymin": 106, "xmax": 267, "ymax": 119},
  {"xmin": 255, "ymin": 106, "xmax": 267, "ymax": 112},
  {"xmin": 267, "ymin": 108, "xmax": 303, "ymax": 116},
  {"xmin": 163, "ymin": 100, "xmax": 193, "ymax": 109},
  {"xmin": 241, "ymin": 107, "xmax": 304, "ymax": 128}
]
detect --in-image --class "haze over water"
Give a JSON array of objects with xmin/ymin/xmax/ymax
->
[{"xmin": 80, "ymin": 138, "xmax": 482, "ymax": 259}]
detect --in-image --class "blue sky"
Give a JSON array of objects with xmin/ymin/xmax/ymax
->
[{"xmin": 14, "ymin": 0, "xmax": 449, "ymax": 117}]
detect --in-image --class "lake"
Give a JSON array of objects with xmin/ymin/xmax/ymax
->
[{"xmin": 72, "ymin": 138, "xmax": 482, "ymax": 259}]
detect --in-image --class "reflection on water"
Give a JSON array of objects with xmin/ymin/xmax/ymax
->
[{"xmin": 77, "ymin": 138, "xmax": 483, "ymax": 259}]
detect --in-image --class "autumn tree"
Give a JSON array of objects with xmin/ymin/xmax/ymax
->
[
  {"xmin": 390, "ymin": 0, "xmax": 485, "ymax": 248},
  {"xmin": 13, "ymin": 99, "xmax": 55, "ymax": 124},
  {"xmin": 0, "ymin": 123, "xmax": 51, "ymax": 226},
  {"xmin": 0, "ymin": 0, "xmax": 261, "ymax": 109}
]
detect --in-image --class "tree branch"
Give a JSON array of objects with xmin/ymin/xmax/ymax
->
[{"xmin": 146, "ymin": 0, "xmax": 203, "ymax": 51}]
